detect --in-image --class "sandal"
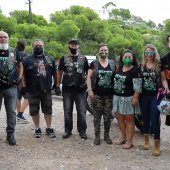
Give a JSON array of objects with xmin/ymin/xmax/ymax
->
[
  {"xmin": 122, "ymin": 142, "xmax": 133, "ymax": 149},
  {"xmin": 115, "ymin": 139, "xmax": 127, "ymax": 145}
]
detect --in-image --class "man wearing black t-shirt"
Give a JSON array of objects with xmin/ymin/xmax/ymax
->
[
  {"xmin": 0, "ymin": 31, "xmax": 23, "ymax": 145},
  {"xmin": 161, "ymin": 35, "xmax": 170, "ymax": 126},
  {"xmin": 57, "ymin": 38, "xmax": 89, "ymax": 140},
  {"xmin": 22, "ymin": 39, "xmax": 57, "ymax": 138},
  {"xmin": 161, "ymin": 35, "xmax": 170, "ymax": 91}
]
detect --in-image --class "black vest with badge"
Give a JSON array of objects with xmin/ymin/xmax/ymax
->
[
  {"xmin": 0, "ymin": 47, "xmax": 18, "ymax": 86},
  {"xmin": 62, "ymin": 54, "xmax": 85, "ymax": 87},
  {"xmin": 24, "ymin": 54, "xmax": 54, "ymax": 92},
  {"xmin": 91, "ymin": 59, "xmax": 116, "ymax": 90}
]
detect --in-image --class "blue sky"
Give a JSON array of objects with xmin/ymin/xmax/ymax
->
[{"xmin": 0, "ymin": 0, "xmax": 169, "ymax": 25}]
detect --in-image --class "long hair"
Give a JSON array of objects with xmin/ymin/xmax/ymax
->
[
  {"xmin": 16, "ymin": 39, "xmax": 27, "ymax": 51},
  {"xmin": 119, "ymin": 49, "xmax": 138, "ymax": 67},
  {"xmin": 142, "ymin": 44, "xmax": 160, "ymax": 73}
]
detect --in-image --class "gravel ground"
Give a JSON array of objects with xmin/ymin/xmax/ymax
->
[{"xmin": 0, "ymin": 96, "xmax": 170, "ymax": 170}]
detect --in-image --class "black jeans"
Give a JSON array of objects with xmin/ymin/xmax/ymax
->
[{"xmin": 63, "ymin": 91, "xmax": 87, "ymax": 133}]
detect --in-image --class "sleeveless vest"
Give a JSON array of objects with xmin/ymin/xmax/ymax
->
[
  {"xmin": 0, "ymin": 47, "xmax": 18, "ymax": 85},
  {"xmin": 24, "ymin": 54, "xmax": 54, "ymax": 92},
  {"xmin": 91, "ymin": 59, "xmax": 116, "ymax": 90},
  {"xmin": 62, "ymin": 54, "xmax": 85, "ymax": 87}
]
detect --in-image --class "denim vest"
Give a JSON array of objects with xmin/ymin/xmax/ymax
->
[{"xmin": 24, "ymin": 54, "xmax": 54, "ymax": 92}]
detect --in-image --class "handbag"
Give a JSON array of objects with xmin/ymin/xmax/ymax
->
[
  {"xmin": 157, "ymin": 94, "xmax": 170, "ymax": 126},
  {"xmin": 157, "ymin": 96, "xmax": 170, "ymax": 115}
]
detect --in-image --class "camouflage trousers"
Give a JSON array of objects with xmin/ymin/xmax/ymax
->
[{"xmin": 92, "ymin": 95, "xmax": 113, "ymax": 137}]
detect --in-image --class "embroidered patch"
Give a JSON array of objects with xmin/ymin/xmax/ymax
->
[
  {"xmin": 77, "ymin": 68, "xmax": 82, "ymax": 73},
  {"xmin": 79, "ymin": 56, "xmax": 83, "ymax": 61},
  {"xmin": 10, "ymin": 53, "xmax": 14, "ymax": 58},
  {"xmin": 45, "ymin": 56, "xmax": 52, "ymax": 64},
  {"xmin": 66, "ymin": 56, "xmax": 70, "ymax": 61},
  {"xmin": 34, "ymin": 62, "xmax": 38, "ymax": 66},
  {"xmin": 164, "ymin": 65, "xmax": 169, "ymax": 68}
]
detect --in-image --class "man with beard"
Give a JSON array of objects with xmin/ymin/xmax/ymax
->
[
  {"xmin": 21, "ymin": 39, "xmax": 57, "ymax": 138},
  {"xmin": 0, "ymin": 31, "xmax": 23, "ymax": 145},
  {"xmin": 56, "ymin": 38, "xmax": 89, "ymax": 140}
]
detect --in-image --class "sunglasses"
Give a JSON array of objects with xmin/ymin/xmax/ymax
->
[
  {"xmin": 144, "ymin": 51, "xmax": 155, "ymax": 55},
  {"xmin": 0, "ymin": 36, "xmax": 8, "ymax": 39}
]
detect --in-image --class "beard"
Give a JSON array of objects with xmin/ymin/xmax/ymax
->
[{"xmin": 0, "ymin": 43, "xmax": 9, "ymax": 50}]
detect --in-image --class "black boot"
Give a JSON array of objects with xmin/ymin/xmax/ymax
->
[
  {"xmin": 6, "ymin": 133, "xmax": 16, "ymax": 146},
  {"xmin": 94, "ymin": 135, "xmax": 100, "ymax": 145},
  {"xmin": 104, "ymin": 131, "xmax": 113, "ymax": 145},
  {"xmin": 104, "ymin": 136, "xmax": 113, "ymax": 144}
]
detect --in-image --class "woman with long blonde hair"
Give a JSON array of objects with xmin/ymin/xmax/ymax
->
[{"xmin": 139, "ymin": 44, "xmax": 168, "ymax": 156}]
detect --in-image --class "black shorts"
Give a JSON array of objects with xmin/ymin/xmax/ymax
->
[
  {"xmin": 17, "ymin": 87, "xmax": 28, "ymax": 100},
  {"xmin": 28, "ymin": 90, "xmax": 52, "ymax": 116}
]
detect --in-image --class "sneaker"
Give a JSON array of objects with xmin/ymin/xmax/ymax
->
[
  {"xmin": 46, "ymin": 128, "xmax": 56, "ymax": 138},
  {"xmin": 79, "ymin": 132, "xmax": 87, "ymax": 140},
  {"xmin": 34, "ymin": 128, "xmax": 41, "ymax": 138},
  {"xmin": 16, "ymin": 112, "xmax": 29, "ymax": 123}
]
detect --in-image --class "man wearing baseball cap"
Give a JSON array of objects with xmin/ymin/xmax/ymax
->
[{"xmin": 56, "ymin": 38, "xmax": 89, "ymax": 140}]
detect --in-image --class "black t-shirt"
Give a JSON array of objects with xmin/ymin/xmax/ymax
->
[
  {"xmin": 89, "ymin": 61, "xmax": 113, "ymax": 96},
  {"xmin": 23, "ymin": 54, "xmax": 56, "ymax": 93},
  {"xmin": 141, "ymin": 66, "xmax": 160, "ymax": 96},
  {"xmin": 113, "ymin": 65, "xmax": 141, "ymax": 96},
  {"xmin": 34, "ymin": 55, "xmax": 49, "ymax": 91},
  {"xmin": 0, "ymin": 48, "xmax": 21, "ymax": 88},
  {"xmin": 19, "ymin": 51, "xmax": 29, "ymax": 61},
  {"xmin": 161, "ymin": 52, "xmax": 170, "ymax": 88},
  {"xmin": 58, "ymin": 54, "xmax": 89, "ymax": 93}
]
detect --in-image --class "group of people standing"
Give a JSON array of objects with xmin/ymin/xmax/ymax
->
[
  {"xmin": 86, "ymin": 37, "xmax": 170, "ymax": 156},
  {"xmin": 0, "ymin": 30, "xmax": 170, "ymax": 157}
]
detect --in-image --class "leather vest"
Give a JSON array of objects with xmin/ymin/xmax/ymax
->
[
  {"xmin": 24, "ymin": 54, "xmax": 54, "ymax": 92},
  {"xmin": 62, "ymin": 54, "xmax": 85, "ymax": 87},
  {"xmin": 0, "ymin": 47, "xmax": 18, "ymax": 85},
  {"xmin": 91, "ymin": 59, "xmax": 116, "ymax": 90}
]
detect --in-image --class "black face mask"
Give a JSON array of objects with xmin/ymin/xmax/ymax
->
[
  {"xmin": 33, "ymin": 47, "xmax": 44, "ymax": 55},
  {"xmin": 69, "ymin": 47, "xmax": 78, "ymax": 55}
]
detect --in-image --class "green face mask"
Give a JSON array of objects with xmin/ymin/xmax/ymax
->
[
  {"xmin": 100, "ymin": 52, "xmax": 108, "ymax": 59},
  {"xmin": 123, "ymin": 58, "xmax": 132, "ymax": 66}
]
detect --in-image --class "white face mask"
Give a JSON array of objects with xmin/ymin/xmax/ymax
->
[{"xmin": 0, "ymin": 43, "xmax": 9, "ymax": 50}]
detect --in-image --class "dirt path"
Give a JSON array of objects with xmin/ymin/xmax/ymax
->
[{"xmin": 0, "ymin": 96, "xmax": 170, "ymax": 170}]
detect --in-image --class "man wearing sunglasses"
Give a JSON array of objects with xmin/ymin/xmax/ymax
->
[{"xmin": 0, "ymin": 31, "xmax": 23, "ymax": 145}]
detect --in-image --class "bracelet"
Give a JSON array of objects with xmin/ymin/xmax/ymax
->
[{"xmin": 87, "ymin": 89, "xmax": 92, "ymax": 92}]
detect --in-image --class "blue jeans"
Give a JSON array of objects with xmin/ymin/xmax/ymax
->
[
  {"xmin": 139, "ymin": 94, "xmax": 161, "ymax": 139},
  {"xmin": 63, "ymin": 91, "xmax": 87, "ymax": 133},
  {"xmin": 0, "ymin": 86, "xmax": 17, "ymax": 133}
]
